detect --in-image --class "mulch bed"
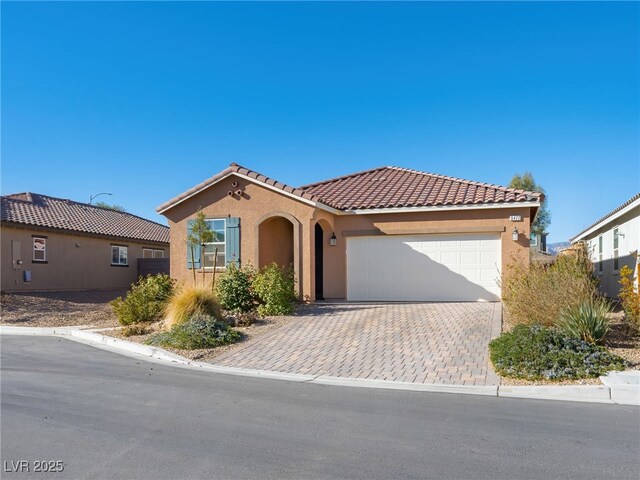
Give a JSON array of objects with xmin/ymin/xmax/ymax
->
[{"xmin": 101, "ymin": 306, "xmax": 311, "ymax": 363}]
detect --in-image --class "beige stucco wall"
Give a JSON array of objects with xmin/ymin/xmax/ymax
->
[
  {"xmin": 162, "ymin": 173, "xmax": 533, "ymax": 301},
  {"xmin": 1, "ymin": 225, "xmax": 168, "ymax": 292}
]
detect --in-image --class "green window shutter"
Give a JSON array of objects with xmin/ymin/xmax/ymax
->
[
  {"xmin": 226, "ymin": 217, "xmax": 240, "ymax": 266},
  {"xmin": 186, "ymin": 219, "xmax": 201, "ymax": 269}
]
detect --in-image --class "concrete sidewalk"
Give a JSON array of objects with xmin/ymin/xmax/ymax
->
[{"xmin": 1, "ymin": 325, "xmax": 638, "ymax": 405}]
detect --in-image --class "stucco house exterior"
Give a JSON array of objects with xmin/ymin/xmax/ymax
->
[
  {"xmin": 1, "ymin": 193, "xmax": 170, "ymax": 292},
  {"xmin": 158, "ymin": 164, "xmax": 542, "ymax": 302},
  {"xmin": 571, "ymin": 193, "xmax": 640, "ymax": 298}
]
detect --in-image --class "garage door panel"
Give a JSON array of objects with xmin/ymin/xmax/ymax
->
[{"xmin": 347, "ymin": 234, "xmax": 501, "ymax": 302}]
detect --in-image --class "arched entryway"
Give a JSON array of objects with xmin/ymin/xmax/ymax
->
[{"xmin": 258, "ymin": 216, "xmax": 294, "ymax": 268}]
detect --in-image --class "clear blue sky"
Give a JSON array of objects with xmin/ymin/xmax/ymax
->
[{"xmin": 2, "ymin": 1, "xmax": 638, "ymax": 243}]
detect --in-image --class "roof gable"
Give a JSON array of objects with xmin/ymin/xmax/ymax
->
[{"xmin": 1, "ymin": 193, "xmax": 169, "ymax": 243}]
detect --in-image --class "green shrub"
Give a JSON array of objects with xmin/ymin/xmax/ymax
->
[
  {"xmin": 216, "ymin": 262, "xmax": 256, "ymax": 313},
  {"xmin": 489, "ymin": 324, "xmax": 626, "ymax": 380},
  {"xmin": 501, "ymin": 243, "xmax": 598, "ymax": 326},
  {"xmin": 164, "ymin": 287, "xmax": 223, "ymax": 329},
  {"xmin": 146, "ymin": 314, "xmax": 241, "ymax": 350},
  {"xmin": 252, "ymin": 263, "xmax": 296, "ymax": 316},
  {"xmin": 110, "ymin": 274, "xmax": 175, "ymax": 326},
  {"xmin": 558, "ymin": 299, "xmax": 611, "ymax": 345}
]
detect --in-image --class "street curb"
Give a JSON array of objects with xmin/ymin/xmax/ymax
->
[
  {"xmin": 497, "ymin": 385, "xmax": 613, "ymax": 403},
  {"xmin": 1, "ymin": 326, "xmax": 637, "ymax": 405},
  {"xmin": 313, "ymin": 375, "xmax": 499, "ymax": 396}
]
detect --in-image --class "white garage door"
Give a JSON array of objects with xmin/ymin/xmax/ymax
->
[{"xmin": 346, "ymin": 233, "xmax": 501, "ymax": 302}]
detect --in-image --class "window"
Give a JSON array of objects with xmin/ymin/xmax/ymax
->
[
  {"xmin": 143, "ymin": 248, "xmax": 164, "ymax": 259},
  {"xmin": 111, "ymin": 245, "xmax": 128, "ymax": 266},
  {"xmin": 203, "ymin": 219, "xmax": 226, "ymax": 269},
  {"xmin": 613, "ymin": 228, "xmax": 619, "ymax": 272},
  {"xmin": 530, "ymin": 232, "xmax": 538, "ymax": 247},
  {"xmin": 32, "ymin": 236, "xmax": 46, "ymax": 262},
  {"xmin": 597, "ymin": 235, "xmax": 603, "ymax": 274}
]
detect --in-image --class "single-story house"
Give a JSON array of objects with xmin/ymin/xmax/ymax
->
[
  {"xmin": 1, "ymin": 193, "xmax": 170, "ymax": 292},
  {"xmin": 158, "ymin": 163, "xmax": 542, "ymax": 302},
  {"xmin": 571, "ymin": 193, "xmax": 639, "ymax": 298}
]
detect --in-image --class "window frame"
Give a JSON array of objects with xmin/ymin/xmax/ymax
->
[
  {"xmin": 529, "ymin": 232, "xmax": 538, "ymax": 247},
  {"xmin": 111, "ymin": 244, "xmax": 129, "ymax": 267},
  {"xmin": 143, "ymin": 248, "xmax": 164, "ymax": 259},
  {"xmin": 203, "ymin": 218, "xmax": 226, "ymax": 270},
  {"xmin": 613, "ymin": 227, "xmax": 620, "ymax": 273},
  {"xmin": 597, "ymin": 235, "xmax": 603, "ymax": 275},
  {"xmin": 32, "ymin": 236, "xmax": 47, "ymax": 263}
]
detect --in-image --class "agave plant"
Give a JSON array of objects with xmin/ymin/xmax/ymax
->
[{"xmin": 557, "ymin": 298, "xmax": 612, "ymax": 345}]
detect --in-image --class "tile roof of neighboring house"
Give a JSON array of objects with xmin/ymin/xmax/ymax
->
[
  {"xmin": 299, "ymin": 166, "xmax": 543, "ymax": 210},
  {"xmin": 2, "ymin": 193, "xmax": 169, "ymax": 243},
  {"xmin": 158, "ymin": 163, "xmax": 543, "ymax": 213},
  {"xmin": 571, "ymin": 192, "xmax": 640, "ymax": 242}
]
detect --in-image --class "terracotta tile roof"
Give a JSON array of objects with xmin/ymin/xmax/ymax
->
[
  {"xmin": 572, "ymin": 192, "xmax": 640, "ymax": 242},
  {"xmin": 157, "ymin": 163, "xmax": 542, "ymax": 214},
  {"xmin": 300, "ymin": 166, "xmax": 543, "ymax": 210},
  {"xmin": 2, "ymin": 193, "xmax": 169, "ymax": 244}
]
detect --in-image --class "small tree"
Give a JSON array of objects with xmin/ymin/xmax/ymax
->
[
  {"xmin": 187, "ymin": 210, "xmax": 215, "ymax": 287},
  {"xmin": 508, "ymin": 172, "xmax": 550, "ymax": 236}
]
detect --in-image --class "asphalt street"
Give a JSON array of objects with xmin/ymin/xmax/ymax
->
[{"xmin": 1, "ymin": 335, "xmax": 639, "ymax": 479}]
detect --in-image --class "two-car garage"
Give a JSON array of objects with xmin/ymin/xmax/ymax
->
[{"xmin": 346, "ymin": 233, "xmax": 502, "ymax": 302}]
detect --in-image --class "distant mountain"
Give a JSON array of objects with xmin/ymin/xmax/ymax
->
[{"xmin": 547, "ymin": 242, "xmax": 570, "ymax": 255}]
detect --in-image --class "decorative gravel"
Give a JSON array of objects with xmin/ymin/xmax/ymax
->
[
  {"xmin": 102, "ymin": 307, "xmax": 305, "ymax": 363},
  {"xmin": 0, "ymin": 290, "xmax": 124, "ymax": 329}
]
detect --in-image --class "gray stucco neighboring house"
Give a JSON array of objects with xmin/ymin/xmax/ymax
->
[{"xmin": 571, "ymin": 193, "xmax": 640, "ymax": 298}]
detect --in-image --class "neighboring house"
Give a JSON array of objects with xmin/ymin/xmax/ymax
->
[
  {"xmin": 571, "ymin": 193, "xmax": 640, "ymax": 298},
  {"xmin": 158, "ymin": 163, "xmax": 542, "ymax": 302},
  {"xmin": 529, "ymin": 231, "xmax": 548, "ymax": 254},
  {"xmin": 1, "ymin": 193, "xmax": 170, "ymax": 292},
  {"xmin": 530, "ymin": 231, "xmax": 552, "ymax": 263}
]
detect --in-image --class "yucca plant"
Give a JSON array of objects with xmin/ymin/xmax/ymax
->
[
  {"xmin": 164, "ymin": 286, "xmax": 223, "ymax": 329},
  {"xmin": 557, "ymin": 298, "xmax": 612, "ymax": 345}
]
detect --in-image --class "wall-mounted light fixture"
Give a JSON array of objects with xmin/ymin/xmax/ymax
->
[
  {"xmin": 512, "ymin": 227, "xmax": 519, "ymax": 242},
  {"xmin": 329, "ymin": 233, "xmax": 337, "ymax": 246}
]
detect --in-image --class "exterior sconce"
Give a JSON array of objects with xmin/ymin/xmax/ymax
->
[
  {"xmin": 329, "ymin": 233, "xmax": 337, "ymax": 246},
  {"xmin": 512, "ymin": 228, "xmax": 519, "ymax": 242}
]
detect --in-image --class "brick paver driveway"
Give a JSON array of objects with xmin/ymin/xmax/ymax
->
[{"xmin": 213, "ymin": 303, "xmax": 502, "ymax": 386}]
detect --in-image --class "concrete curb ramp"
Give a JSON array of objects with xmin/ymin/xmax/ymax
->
[{"xmin": 1, "ymin": 326, "xmax": 638, "ymax": 406}]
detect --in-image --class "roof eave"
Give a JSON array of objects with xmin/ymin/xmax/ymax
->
[
  {"xmin": 571, "ymin": 195, "xmax": 640, "ymax": 243},
  {"xmin": 0, "ymin": 220, "xmax": 169, "ymax": 245},
  {"xmin": 345, "ymin": 200, "xmax": 541, "ymax": 215}
]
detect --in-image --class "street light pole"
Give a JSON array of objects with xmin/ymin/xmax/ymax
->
[{"xmin": 89, "ymin": 192, "xmax": 113, "ymax": 205}]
